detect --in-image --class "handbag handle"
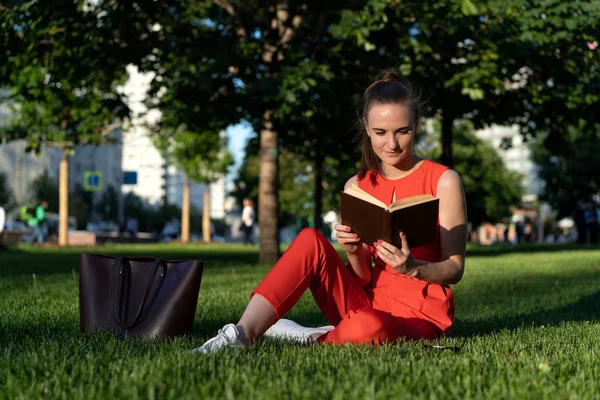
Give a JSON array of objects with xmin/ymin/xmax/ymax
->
[{"xmin": 111, "ymin": 257, "xmax": 165, "ymax": 329}]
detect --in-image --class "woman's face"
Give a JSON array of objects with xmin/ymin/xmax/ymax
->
[{"xmin": 365, "ymin": 103, "xmax": 415, "ymax": 168}]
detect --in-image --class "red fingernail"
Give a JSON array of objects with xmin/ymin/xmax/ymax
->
[
  {"xmin": 377, "ymin": 239, "xmax": 382, "ymax": 244},
  {"xmin": 400, "ymin": 232, "xmax": 405, "ymax": 237},
  {"xmin": 346, "ymin": 227, "xmax": 351, "ymax": 232},
  {"xmin": 373, "ymin": 242, "xmax": 378, "ymax": 248}
]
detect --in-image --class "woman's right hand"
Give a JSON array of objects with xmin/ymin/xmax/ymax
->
[{"xmin": 334, "ymin": 223, "xmax": 362, "ymax": 254}]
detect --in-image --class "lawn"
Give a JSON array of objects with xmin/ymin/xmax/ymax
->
[{"xmin": 1, "ymin": 242, "xmax": 599, "ymax": 399}]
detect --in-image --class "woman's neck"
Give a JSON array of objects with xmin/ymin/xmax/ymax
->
[{"xmin": 379, "ymin": 154, "xmax": 422, "ymax": 179}]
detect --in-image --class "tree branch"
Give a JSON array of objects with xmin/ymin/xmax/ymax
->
[
  {"xmin": 99, "ymin": 121, "xmax": 122, "ymax": 137},
  {"xmin": 214, "ymin": 0, "xmax": 248, "ymax": 37},
  {"xmin": 46, "ymin": 141, "xmax": 73, "ymax": 148}
]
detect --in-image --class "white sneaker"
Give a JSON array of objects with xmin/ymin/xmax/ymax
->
[
  {"xmin": 189, "ymin": 324, "xmax": 245, "ymax": 354},
  {"xmin": 264, "ymin": 319, "xmax": 335, "ymax": 344}
]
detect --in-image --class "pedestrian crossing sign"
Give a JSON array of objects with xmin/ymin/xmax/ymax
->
[{"xmin": 84, "ymin": 171, "xmax": 103, "ymax": 192}]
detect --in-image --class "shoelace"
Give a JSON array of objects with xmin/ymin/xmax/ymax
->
[{"xmin": 206, "ymin": 327, "xmax": 235, "ymax": 348}]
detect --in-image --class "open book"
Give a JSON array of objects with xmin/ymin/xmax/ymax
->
[{"xmin": 340, "ymin": 185, "xmax": 439, "ymax": 248}]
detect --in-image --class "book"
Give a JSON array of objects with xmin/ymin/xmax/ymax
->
[{"xmin": 340, "ymin": 185, "xmax": 439, "ymax": 249}]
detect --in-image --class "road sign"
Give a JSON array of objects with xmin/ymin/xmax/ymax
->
[
  {"xmin": 84, "ymin": 171, "xmax": 103, "ymax": 192},
  {"xmin": 123, "ymin": 171, "xmax": 138, "ymax": 185}
]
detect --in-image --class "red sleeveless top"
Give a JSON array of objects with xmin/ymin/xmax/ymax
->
[{"xmin": 357, "ymin": 159, "xmax": 455, "ymax": 333}]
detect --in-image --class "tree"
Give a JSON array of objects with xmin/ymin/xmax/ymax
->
[
  {"xmin": 331, "ymin": 0, "xmax": 600, "ymax": 169},
  {"xmin": 152, "ymin": 129, "xmax": 233, "ymax": 243},
  {"xmin": 532, "ymin": 122, "xmax": 600, "ymax": 218},
  {"xmin": 156, "ymin": 1, "xmax": 382, "ymax": 263},
  {"xmin": 0, "ymin": 1, "xmax": 144, "ymax": 245}
]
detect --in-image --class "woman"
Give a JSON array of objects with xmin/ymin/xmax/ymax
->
[{"xmin": 192, "ymin": 69, "xmax": 467, "ymax": 353}]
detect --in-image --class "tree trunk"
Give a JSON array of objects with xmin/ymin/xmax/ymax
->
[
  {"xmin": 313, "ymin": 144, "xmax": 323, "ymax": 232},
  {"xmin": 202, "ymin": 183, "xmax": 211, "ymax": 243},
  {"xmin": 259, "ymin": 110, "xmax": 280, "ymax": 263},
  {"xmin": 181, "ymin": 173, "xmax": 190, "ymax": 243},
  {"xmin": 15, "ymin": 141, "xmax": 23, "ymax": 204},
  {"xmin": 441, "ymin": 114, "xmax": 454, "ymax": 168},
  {"xmin": 58, "ymin": 149, "xmax": 69, "ymax": 247}
]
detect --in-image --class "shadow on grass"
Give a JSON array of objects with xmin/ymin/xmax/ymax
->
[
  {"xmin": 0, "ymin": 244, "xmax": 261, "ymax": 277},
  {"xmin": 452, "ymin": 289, "xmax": 600, "ymax": 339},
  {"xmin": 466, "ymin": 242, "xmax": 600, "ymax": 257}
]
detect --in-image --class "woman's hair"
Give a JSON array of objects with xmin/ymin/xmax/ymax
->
[{"xmin": 355, "ymin": 69, "xmax": 422, "ymax": 179}]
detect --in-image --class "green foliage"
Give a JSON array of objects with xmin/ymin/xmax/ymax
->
[
  {"xmin": 0, "ymin": 1, "xmax": 138, "ymax": 149},
  {"xmin": 95, "ymin": 185, "xmax": 120, "ymax": 222},
  {"xmin": 328, "ymin": 0, "xmax": 600, "ymax": 168},
  {"xmin": 0, "ymin": 244, "xmax": 600, "ymax": 398},
  {"xmin": 0, "ymin": 171, "xmax": 15, "ymax": 212},
  {"xmin": 154, "ymin": 130, "xmax": 233, "ymax": 185},
  {"xmin": 29, "ymin": 170, "xmax": 59, "ymax": 212},
  {"xmin": 29, "ymin": 171, "xmax": 91, "ymax": 229},
  {"xmin": 531, "ymin": 122, "xmax": 600, "ymax": 217},
  {"xmin": 422, "ymin": 120, "xmax": 523, "ymax": 226}
]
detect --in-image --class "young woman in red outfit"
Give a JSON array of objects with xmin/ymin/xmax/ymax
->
[{"xmin": 192, "ymin": 69, "xmax": 467, "ymax": 354}]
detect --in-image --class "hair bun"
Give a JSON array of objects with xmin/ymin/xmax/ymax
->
[{"xmin": 374, "ymin": 69, "xmax": 402, "ymax": 84}]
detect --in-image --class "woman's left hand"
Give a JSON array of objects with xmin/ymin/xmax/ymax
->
[{"xmin": 373, "ymin": 231, "xmax": 418, "ymax": 277}]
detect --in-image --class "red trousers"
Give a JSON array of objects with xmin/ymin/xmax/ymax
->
[{"xmin": 252, "ymin": 228, "xmax": 441, "ymax": 344}]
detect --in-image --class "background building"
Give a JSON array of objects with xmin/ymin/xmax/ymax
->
[
  {"xmin": 0, "ymin": 65, "xmax": 226, "ymax": 223},
  {"xmin": 475, "ymin": 124, "xmax": 543, "ymax": 197}
]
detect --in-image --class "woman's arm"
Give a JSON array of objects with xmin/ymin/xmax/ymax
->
[
  {"xmin": 345, "ymin": 243, "xmax": 372, "ymax": 287},
  {"xmin": 411, "ymin": 169, "xmax": 467, "ymax": 284},
  {"xmin": 374, "ymin": 169, "xmax": 467, "ymax": 285},
  {"xmin": 337, "ymin": 175, "xmax": 373, "ymax": 287}
]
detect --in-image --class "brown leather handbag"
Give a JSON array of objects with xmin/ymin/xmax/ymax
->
[{"xmin": 79, "ymin": 253, "xmax": 203, "ymax": 339}]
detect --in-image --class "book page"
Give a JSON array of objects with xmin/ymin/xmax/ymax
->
[
  {"xmin": 388, "ymin": 194, "xmax": 436, "ymax": 212},
  {"xmin": 344, "ymin": 185, "xmax": 387, "ymax": 209}
]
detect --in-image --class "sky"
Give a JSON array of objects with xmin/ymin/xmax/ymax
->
[{"xmin": 226, "ymin": 122, "xmax": 255, "ymax": 184}]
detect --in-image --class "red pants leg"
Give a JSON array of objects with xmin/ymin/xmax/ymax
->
[
  {"xmin": 252, "ymin": 228, "xmax": 370, "ymax": 325},
  {"xmin": 252, "ymin": 228, "xmax": 441, "ymax": 344},
  {"xmin": 317, "ymin": 308, "xmax": 440, "ymax": 344}
]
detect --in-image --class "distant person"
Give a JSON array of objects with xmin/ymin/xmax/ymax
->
[
  {"xmin": 191, "ymin": 69, "xmax": 467, "ymax": 354},
  {"xmin": 515, "ymin": 220, "xmax": 524, "ymax": 244},
  {"xmin": 585, "ymin": 200, "xmax": 599, "ymax": 244},
  {"xmin": 210, "ymin": 221, "xmax": 216, "ymax": 241},
  {"xmin": 125, "ymin": 216, "xmax": 138, "ymax": 239},
  {"xmin": 161, "ymin": 217, "xmax": 180, "ymax": 241},
  {"xmin": 241, "ymin": 198, "xmax": 255, "ymax": 245},
  {"xmin": 23, "ymin": 201, "xmax": 48, "ymax": 244},
  {"xmin": 524, "ymin": 218, "xmax": 534, "ymax": 242},
  {"xmin": 573, "ymin": 200, "xmax": 587, "ymax": 244}
]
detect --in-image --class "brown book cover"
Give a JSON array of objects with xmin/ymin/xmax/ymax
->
[{"xmin": 340, "ymin": 185, "xmax": 439, "ymax": 249}]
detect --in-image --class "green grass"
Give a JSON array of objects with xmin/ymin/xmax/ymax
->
[{"xmin": 1, "ymin": 242, "xmax": 599, "ymax": 399}]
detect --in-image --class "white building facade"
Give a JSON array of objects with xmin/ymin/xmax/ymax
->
[{"xmin": 475, "ymin": 124, "xmax": 543, "ymax": 196}]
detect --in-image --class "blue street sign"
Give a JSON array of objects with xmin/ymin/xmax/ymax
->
[
  {"xmin": 123, "ymin": 171, "xmax": 138, "ymax": 185},
  {"xmin": 84, "ymin": 171, "xmax": 103, "ymax": 192}
]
